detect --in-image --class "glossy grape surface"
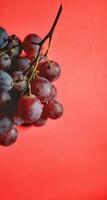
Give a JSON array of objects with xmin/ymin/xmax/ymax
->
[
  {"xmin": 23, "ymin": 34, "xmax": 42, "ymax": 59},
  {"xmin": 31, "ymin": 77, "xmax": 52, "ymax": 103},
  {"xmin": 0, "ymin": 70, "xmax": 13, "ymax": 92},
  {"xmin": 37, "ymin": 60, "xmax": 61, "ymax": 82},
  {"xmin": 17, "ymin": 94, "xmax": 43, "ymax": 123},
  {"xmin": 0, "ymin": 125, "xmax": 18, "ymax": 146},
  {"xmin": 44, "ymin": 101, "xmax": 63, "ymax": 119}
]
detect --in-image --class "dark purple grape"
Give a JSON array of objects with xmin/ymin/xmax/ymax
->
[
  {"xmin": 14, "ymin": 56, "xmax": 31, "ymax": 73},
  {"xmin": 0, "ymin": 116, "xmax": 13, "ymax": 135},
  {"xmin": 23, "ymin": 34, "xmax": 43, "ymax": 59},
  {"xmin": 12, "ymin": 71, "xmax": 27, "ymax": 92},
  {"xmin": 0, "ymin": 27, "xmax": 8, "ymax": 49},
  {"xmin": 7, "ymin": 35, "xmax": 22, "ymax": 59},
  {"xmin": 31, "ymin": 77, "xmax": 52, "ymax": 103},
  {"xmin": 0, "ymin": 92, "xmax": 11, "ymax": 108},
  {"xmin": 0, "ymin": 125, "xmax": 18, "ymax": 146},
  {"xmin": 37, "ymin": 60, "xmax": 61, "ymax": 82},
  {"xmin": 0, "ymin": 54, "xmax": 11, "ymax": 71},
  {"xmin": 0, "ymin": 70, "xmax": 13, "ymax": 92},
  {"xmin": 44, "ymin": 101, "xmax": 63, "ymax": 119},
  {"xmin": 17, "ymin": 94, "xmax": 43, "ymax": 123}
]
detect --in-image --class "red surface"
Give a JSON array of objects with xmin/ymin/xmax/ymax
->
[{"xmin": 0, "ymin": 0, "xmax": 107, "ymax": 199}]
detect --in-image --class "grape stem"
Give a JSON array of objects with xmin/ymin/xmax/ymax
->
[
  {"xmin": 23, "ymin": 4, "xmax": 63, "ymax": 77},
  {"xmin": 21, "ymin": 4, "xmax": 63, "ymax": 96}
]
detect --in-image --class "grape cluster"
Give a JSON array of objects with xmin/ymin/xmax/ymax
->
[{"xmin": 0, "ymin": 5, "xmax": 63, "ymax": 147}]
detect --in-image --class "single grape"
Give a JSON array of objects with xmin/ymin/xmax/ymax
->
[
  {"xmin": 37, "ymin": 60, "xmax": 61, "ymax": 82},
  {"xmin": 33, "ymin": 107, "xmax": 48, "ymax": 127},
  {"xmin": 31, "ymin": 77, "xmax": 52, "ymax": 103},
  {"xmin": 0, "ymin": 116, "xmax": 13, "ymax": 135},
  {"xmin": 0, "ymin": 125, "xmax": 18, "ymax": 146},
  {"xmin": 0, "ymin": 54, "xmax": 11, "ymax": 71},
  {"xmin": 50, "ymin": 84, "xmax": 57, "ymax": 100},
  {"xmin": 23, "ymin": 34, "xmax": 43, "ymax": 59},
  {"xmin": 0, "ymin": 70, "xmax": 13, "ymax": 92},
  {"xmin": 7, "ymin": 35, "xmax": 22, "ymax": 59},
  {"xmin": 0, "ymin": 27, "xmax": 8, "ymax": 49},
  {"xmin": 0, "ymin": 92, "xmax": 11, "ymax": 108},
  {"xmin": 12, "ymin": 71, "xmax": 27, "ymax": 92},
  {"xmin": 44, "ymin": 101, "xmax": 63, "ymax": 119},
  {"xmin": 14, "ymin": 56, "xmax": 31, "ymax": 73},
  {"xmin": 17, "ymin": 94, "xmax": 43, "ymax": 123}
]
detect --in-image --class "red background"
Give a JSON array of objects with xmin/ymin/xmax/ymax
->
[{"xmin": 0, "ymin": 0, "xmax": 107, "ymax": 199}]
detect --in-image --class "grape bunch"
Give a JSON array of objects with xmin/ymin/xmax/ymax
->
[{"xmin": 0, "ymin": 5, "xmax": 63, "ymax": 147}]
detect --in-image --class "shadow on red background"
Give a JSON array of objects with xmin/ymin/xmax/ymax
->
[{"xmin": 0, "ymin": 0, "xmax": 107, "ymax": 199}]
